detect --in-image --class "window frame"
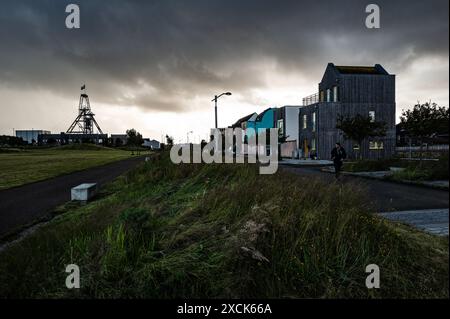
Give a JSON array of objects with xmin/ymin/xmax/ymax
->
[
  {"xmin": 312, "ymin": 112, "xmax": 316, "ymax": 132},
  {"xmin": 277, "ymin": 119, "xmax": 284, "ymax": 137},
  {"xmin": 369, "ymin": 140, "xmax": 384, "ymax": 150},
  {"xmin": 311, "ymin": 138, "xmax": 316, "ymax": 151}
]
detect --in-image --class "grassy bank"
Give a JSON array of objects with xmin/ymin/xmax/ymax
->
[
  {"xmin": 0, "ymin": 152, "xmax": 447, "ymax": 298},
  {"xmin": 0, "ymin": 145, "xmax": 137, "ymax": 190}
]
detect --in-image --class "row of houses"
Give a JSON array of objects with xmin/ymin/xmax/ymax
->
[{"xmin": 225, "ymin": 63, "xmax": 397, "ymax": 160}]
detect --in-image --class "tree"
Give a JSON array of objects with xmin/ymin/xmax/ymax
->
[
  {"xmin": 278, "ymin": 133, "xmax": 289, "ymax": 160},
  {"xmin": 0, "ymin": 135, "xmax": 26, "ymax": 147},
  {"xmin": 165, "ymin": 135, "xmax": 174, "ymax": 147},
  {"xmin": 336, "ymin": 114, "xmax": 387, "ymax": 159},
  {"xmin": 114, "ymin": 138, "xmax": 123, "ymax": 147},
  {"xmin": 400, "ymin": 102, "xmax": 449, "ymax": 163},
  {"xmin": 126, "ymin": 129, "xmax": 144, "ymax": 147}
]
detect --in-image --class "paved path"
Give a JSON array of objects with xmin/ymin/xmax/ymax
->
[
  {"xmin": 378, "ymin": 209, "xmax": 449, "ymax": 236},
  {"xmin": 281, "ymin": 165, "xmax": 449, "ymax": 235},
  {"xmin": 281, "ymin": 165, "xmax": 449, "ymax": 212},
  {"xmin": 0, "ymin": 156, "xmax": 145, "ymax": 239}
]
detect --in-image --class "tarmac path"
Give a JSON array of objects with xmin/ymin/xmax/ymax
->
[{"xmin": 0, "ymin": 156, "xmax": 145, "ymax": 239}]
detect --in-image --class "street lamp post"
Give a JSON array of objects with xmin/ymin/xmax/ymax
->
[{"xmin": 212, "ymin": 92, "xmax": 232, "ymax": 129}]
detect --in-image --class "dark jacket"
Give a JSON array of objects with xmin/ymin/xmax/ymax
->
[{"xmin": 331, "ymin": 146, "xmax": 346, "ymax": 163}]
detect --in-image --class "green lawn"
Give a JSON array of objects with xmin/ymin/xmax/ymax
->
[
  {"xmin": 0, "ymin": 152, "xmax": 447, "ymax": 298},
  {"xmin": 0, "ymin": 145, "xmax": 136, "ymax": 190}
]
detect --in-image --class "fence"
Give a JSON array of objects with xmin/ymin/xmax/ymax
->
[{"xmin": 396, "ymin": 144, "xmax": 449, "ymax": 152}]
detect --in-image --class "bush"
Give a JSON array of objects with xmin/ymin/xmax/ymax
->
[{"xmin": 391, "ymin": 154, "xmax": 449, "ymax": 181}]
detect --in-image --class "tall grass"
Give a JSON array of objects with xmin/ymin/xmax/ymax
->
[{"xmin": 0, "ymin": 152, "xmax": 447, "ymax": 298}]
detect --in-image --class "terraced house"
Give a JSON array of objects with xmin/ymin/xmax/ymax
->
[{"xmin": 299, "ymin": 63, "xmax": 396, "ymax": 159}]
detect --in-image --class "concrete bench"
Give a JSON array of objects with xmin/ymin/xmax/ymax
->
[{"xmin": 71, "ymin": 183, "xmax": 98, "ymax": 202}]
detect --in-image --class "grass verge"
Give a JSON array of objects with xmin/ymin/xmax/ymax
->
[
  {"xmin": 0, "ymin": 152, "xmax": 447, "ymax": 298},
  {"xmin": 0, "ymin": 146, "xmax": 138, "ymax": 190}
]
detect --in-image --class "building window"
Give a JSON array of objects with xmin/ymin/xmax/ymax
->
[
  {"xmin": 326, "ymin": 89, "xmax": 331, "ymax": 102},
  {"xmin": 320, "ymin": 91, "xmax": 324, "ymax": 102},
  {"xmin": 312, "ymin": 112, "xmax": 316, "ymax": 132},
  {"xmin": 311, "ymin": 138, "xmax": 316, "ymax": 151},
  {"xmin": 302, "ymin": 115, "xmax": 308, "ymax": 129},
  {"xmin": 369, "ymin": 141, "xmax": 384, "ymax": 150},
  {"xmin": 277, "ymin": 119, "xmax": 284, "ymax": 137},
  {"xmin": 369, "ymin": 111, "xmax": 375, "ymax": 122},
  {"xmin": 353, "ymin": 144, "xmax": 360, "ymax": 150},
  {"xmin": 333, "ymin": 86, "xmax": 338, "ymax": 102}
]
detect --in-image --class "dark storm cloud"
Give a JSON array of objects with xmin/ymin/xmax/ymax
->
[{"xmin": 0, "ymin": 0, "xmax": 448, "ymax": 112}]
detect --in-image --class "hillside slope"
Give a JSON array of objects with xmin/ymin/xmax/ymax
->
[{"xmin": 0, "ymin": 152, "xmax": 447, "ymax": 298}]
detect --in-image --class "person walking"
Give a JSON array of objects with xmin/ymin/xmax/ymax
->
[{"xmin": 331, "ymin": 142, "xmax": 346, "ymax": 180}]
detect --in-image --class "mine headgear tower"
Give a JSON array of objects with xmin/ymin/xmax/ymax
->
[{"xmin": 66, "ymin": 85, "xmax": 103, "ymax": 134}]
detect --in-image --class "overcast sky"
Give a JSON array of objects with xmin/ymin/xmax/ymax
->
[{"xmin": 0, "ymin": 0, "xmax": 448, "ymax": 142}]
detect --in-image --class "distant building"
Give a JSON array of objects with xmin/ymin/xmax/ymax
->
[
  {"xmin": 15, "ymin": 130, "xmax": 51, "ymax": 144},
  {"xmin": 231, "ymin": 113, "xmax": 258, "ymax": 130},
  {"xmin": 230, "ymin": 112, "xmax": 258, "ymax": 143},
  {"xmin": 111, "ymin": 134, "xmax": 128, "ymax": 146},
  {"xmin": 299, "ymin": 63, "xmax": 396, "ymax": 159},
  {"xmin": 254, "ymin": 108, "xmax": 277, "ymax": 133},
  {"xmin": 143, "ymin": 139, "xmax": 161, "ymax": 150},
  {"xmin": 275, "ymin": 106, "xmax": 301, "ymax": 157},
  {"xmin": 38, "ymin": 132, "xmax": 107, "ymax": 145},
  {"xmin": 236, "ymin": 108, "xmax": 278, "ymax": 155}
]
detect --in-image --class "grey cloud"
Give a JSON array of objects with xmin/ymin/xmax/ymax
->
[{"xmin": 0, "ymin": 0, "xmax": 448, "ymax": 113}]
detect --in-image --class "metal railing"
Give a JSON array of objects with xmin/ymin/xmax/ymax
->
[{"xmin": 302, "ymin": 93, "xmax": 320, "ymax": 106}]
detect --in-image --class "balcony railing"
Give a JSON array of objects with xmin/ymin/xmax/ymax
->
[{"xmin": 302, "ymin": 92, "xmax": 320, "ymax": 106}]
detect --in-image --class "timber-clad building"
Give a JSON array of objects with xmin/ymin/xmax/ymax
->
[{"xmin": 299, "ymin": 63, "xmax": 396, "ymax": 160}]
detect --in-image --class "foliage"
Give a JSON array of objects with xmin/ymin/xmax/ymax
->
[
  {"xmin": 399, "ymin": 102, "xmax": 449, "ymax": 163},
  {"xmin": 165, "ymin": 135, "xmax": 174, "ymax": 147},
  {"xmin": 400, "ymin": 102, "xmax": 449, "ymax": 140},
  {"xmin": 126, "ymin": 129, "xmax": 144, "ymax": 147},
  {"xmin": 0, "ymin": 135, "xmax": 26, "ymax": 147},
  {"xmin": 390, "ymin": 154, "xmax": 449, "ymax": 181},
  {"xmin": 336, "ymin": 114, "xmax": 387, "ymax": 159}
]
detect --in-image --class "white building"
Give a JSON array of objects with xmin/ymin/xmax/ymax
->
[
  {"xmin": 276, "ymin": 106, "xmax": 301, "ymax": 158},
  {"xmin": 143, "ymin": 139, "xmax": 161, "ymax": 150}
]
